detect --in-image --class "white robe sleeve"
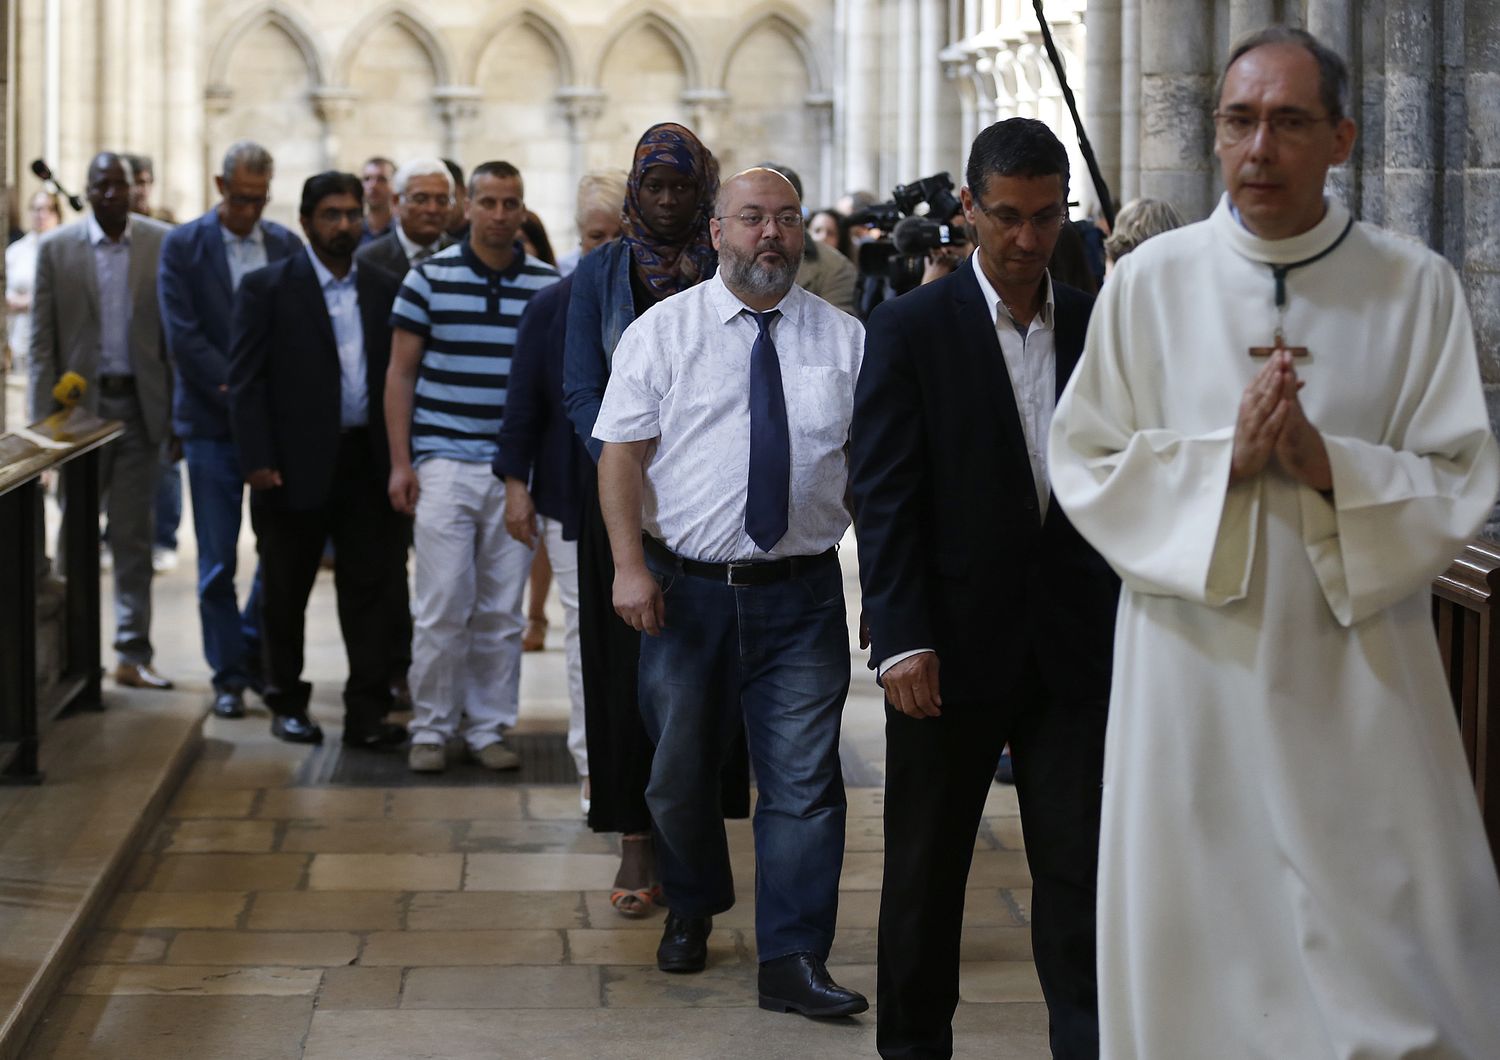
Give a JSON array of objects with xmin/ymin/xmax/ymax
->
[
  {"xmin": 1048, "ymin": 259, "xmax": 1261, "ymax": 606},
  {"xmin": 1299, "ymin": 259, "xmax": 1500, "ymax": 626}
]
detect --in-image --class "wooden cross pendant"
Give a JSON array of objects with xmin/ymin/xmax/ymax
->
[{"xmin": 1248, "ymin": 343, "xmax": 1309, "ymax": 359}]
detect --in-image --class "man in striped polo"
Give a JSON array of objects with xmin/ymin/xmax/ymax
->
[{"xmin": 385, "ymin": 161, "xmax": 560, "ymax": 773}]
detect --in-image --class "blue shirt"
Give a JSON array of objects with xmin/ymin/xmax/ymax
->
[
  {"xmin": 389, "ymin": 240, "xmax": 559, "ymax": 465},
  {"xmin": 306, "ymin": 246, "xmax": 367, "ymax": 427},
  {"xmin": 88, "ymin": 212, "xmax": 133, "ymax": 377},
  {"xmin": 221, "ymin": 221, "xmax": 267, "ymax": 291}
]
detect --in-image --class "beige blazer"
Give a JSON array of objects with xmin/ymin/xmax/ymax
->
[{"xmin": 27, "ymin": 215, "xmax": 173, "ymax": 442}]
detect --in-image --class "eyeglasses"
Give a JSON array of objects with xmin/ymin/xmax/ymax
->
[
  {"xmin": 971, "ymin": 200, "xmax": 1067, "ymax": 235},
  {"xmin": 315, "ymin": 208, "xmax": 364, "ymax": 225},
  {"xmin": 227, "ymin": 193, "xmax": 270, "ymax": 209},
  {"xmin": 1212, "ymin": 111, "xmax": 1337, "ymax": 145},
  {"xmin": 405, "ymin": 192, "xmax": 452, "ymax": 208},
  {"xmin": 718, "ymin": 210, "xmax": 804, "ymax": 230}
]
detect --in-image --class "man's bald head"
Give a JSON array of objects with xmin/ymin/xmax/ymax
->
[{"xmin": 715, "ymin": 167, "xmax": 801, "ymax": 218}]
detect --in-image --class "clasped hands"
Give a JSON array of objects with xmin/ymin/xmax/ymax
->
[{"xmin": 1230, "ymin": 348, "xmax": 1332, "ymax": 492}]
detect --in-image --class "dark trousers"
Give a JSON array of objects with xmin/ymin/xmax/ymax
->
[
  {"xmin": 637, "ymin": 549, "xmax": 849, "ymax": 961},
  {"xmin": 877, "ymin": 654, "xmax": 1106, "ymax": 1060},
  {"xmin": 250, "ymin": 429, "xmax": 403, "ymax": 733}
]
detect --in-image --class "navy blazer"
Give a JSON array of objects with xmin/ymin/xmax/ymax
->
[
  {"xmin": 849, "ymin": 258, "xmax": 1119, "ymax": 706},
  {"xmin": 158, "ymin": 209, "xmax": 301, "ymax": 439},
  {"xmin": 227, "ymin": 251, "xmax": 401, "ymax": 512},
  {"xmin": 493, "ymin": 275, "xmax": 585, "ymax": 540}
]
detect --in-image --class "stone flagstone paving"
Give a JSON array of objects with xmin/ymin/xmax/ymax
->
[{"xmin": 24, "ymin": 524, "xmax": 1051, "ymax": 1058}]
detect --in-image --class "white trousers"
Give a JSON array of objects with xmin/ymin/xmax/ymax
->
[
  {"xmin": 540, "ymin": 516, "xmax": 588, "ymax": 778},
  {"xmin": 409, "ymin": 459, "xmax": 532, "ymax": 749}
]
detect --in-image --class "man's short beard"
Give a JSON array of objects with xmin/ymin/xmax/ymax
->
[{"xmin": 720, "ymin": 242, "xmax": 798, "ymax": 300}]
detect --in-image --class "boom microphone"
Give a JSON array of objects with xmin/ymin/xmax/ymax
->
[{"xmin": 31, "ymin": 159, "xmax": 84, "ymax": 212}]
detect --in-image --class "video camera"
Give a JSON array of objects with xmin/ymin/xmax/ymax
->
[{"xmin": 851, "ymin": 173, "xmax": 969, "ymax": 315}]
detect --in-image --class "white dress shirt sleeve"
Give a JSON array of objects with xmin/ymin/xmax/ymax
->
[{"xmin": 592, "ymin": 320, "xmax": 668, "ymax": 444}]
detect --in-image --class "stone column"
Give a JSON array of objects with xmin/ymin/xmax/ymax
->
[
  {"xmin": 806, "ymin": 93, "xmax": 836, "ymax": 204},
  {"xmin": 434, "ymin": 87, "xmax": 481, "ymax": 162},
  {"xmin": 557, "ymin": 87, "xmax": 604, "ymax": 193},
  {"xmin": 1306, "ymin": 0, "xmax": 1355, "ymax": 212},
  {"xmin": 1139, "ymin": 0, "xmax": 1215, "ymax": 219},
  {"xmin": 1119, "ymin": 0, "xmax": 1141, "ymax": 203},
  {"xmin": 842, "ymin": 0, "xmax": 881, "ymax": 195},
  {"xmin": 1086, "ymin": 0, "xmax": 1123, "ymax": 204},
  {"xmin": 948, "ymin": 57, "xmax": 980, "ymax": 161},
  {"xmin": 164, "ymin": 0, "xmax": 204, "ymax": 214},
  {"xmin": 896, "ymin": 0, "xmax": 919, "ymax": 179},
  {"xmin": 1384, "ymin": 0, "xmax": 1438, "ymax": 242},
  {"xmin": 1229, "ymin": 0, "xmax": 1277, "ymax": 42},
  {"xmin": 682, "ymin": 89, "xmax": 729, "ymax": 152},
  {"xmin": 917, "ymin": 0, "xmax": 947, "ymax": 175},
  {"xmin": 1467, "ymin": 0, "xmax": 1500, "ymax": 385},
  {"xmin": 310, "ymin": 88, "xmax": 357, "ymax": 170}
]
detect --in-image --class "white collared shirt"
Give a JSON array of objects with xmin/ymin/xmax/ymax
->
[
  {"xmin": 220, "ymin": 220, "xmax": 267, "ymax": 291},
  {"xmin": 970, "ymin": 255, "xmax": 1057, "ymax": 517},
  {"xmin": 394, "ymin": 222, "xmax": 439, "ymax": 266},
  {"xmin": 592, "ymin": 272, "xmax": 865, "ymax": 563},
  {"xmin": 305, "ymin": 246, "xmax": 367, "ymax": 427}
]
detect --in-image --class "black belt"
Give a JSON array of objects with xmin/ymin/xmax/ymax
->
[
  {"xmin": 96, "ymin": 374, "xmax": 135, "ymax": 395},
  {"xmin": 643, "ymin": 534, "xmax": 837, "ymax": 587}
]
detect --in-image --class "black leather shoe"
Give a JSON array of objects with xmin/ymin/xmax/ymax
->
[
  {"xmin": 758, "ymin": 952, "xmax": 869, "ymax": 1017},
  {"xmin": 656, "ymin": 912, "xmax": 711, "ymax": 973},
  {"xmin": 212, "ymin": 690, "xmax": 245, "ymax": 719},
  {"xmin": 270, "ymin": 713, "xmax": 324, "ymax": 744},
  {"xmin": 342, "ymin": 721, "xmax": 409, "ymax": 751}
]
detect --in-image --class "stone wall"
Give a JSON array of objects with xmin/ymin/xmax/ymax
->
[
  {"xmin": 1087, "ymin": 0, "xmax": 1500, "ymax": 407},
  {"xmin": 4, "ymin": 0, "xmax": 840, "ymax": 250}
]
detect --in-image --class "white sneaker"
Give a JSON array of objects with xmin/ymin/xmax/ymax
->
[
  {"xmin": 471, "ymin": 741, "xmax": 521, "ymax": 771},
  {"xmin": 407, "ymin": 743, "xmax": 446, "ymax": 773},
  {"xmin": 152, "ymin": 547, "xmax": 178, "ymax": 572}
]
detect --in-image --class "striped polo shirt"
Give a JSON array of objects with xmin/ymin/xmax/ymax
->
[{"xmin": 390, "ymin": 240, "xmax": 559, "ymax": 464}]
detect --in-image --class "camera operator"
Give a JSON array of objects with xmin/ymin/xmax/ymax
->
[
  {"xmin": 850, "ymin": 173, "xmax": 968, "ymax": 319},
  {"xmin": 917, "ymin": 209, "xmax": 975, "ymax": 285}
]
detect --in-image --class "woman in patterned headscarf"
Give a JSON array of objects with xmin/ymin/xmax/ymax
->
[{"xmin": 562, "ymin": 123, "xmax": 747, "ymax": 920}]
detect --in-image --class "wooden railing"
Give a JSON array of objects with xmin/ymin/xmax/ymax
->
[{"xmin": 1432, "ymin": 540, "xmax": 1500, "ymax": 872}]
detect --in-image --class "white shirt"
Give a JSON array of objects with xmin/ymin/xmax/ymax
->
[
  {"xmin": 593, "ymin": 272, "xmax": 865, "ymax": 562},
  {"xmin": 395, "ymin": 222, "xmax": 439, "ymax": 266},
  {"xmin": 971, "ymin": 256, "xmax": 1056, "ymax": 516},
  {"xmin": 6, "ymin": 231, "xmax": 42, "ymax": 357},
  {"xmin": 305, "ymin": 246, "xmax": 367, "ymax": 427},
  {"xmin": 878, "ymin": 260, "xmax": 1059, "ymax": 677},
  {"xmin": 220, "ymin": 221, "xmax": 267, "ymax": 291}
]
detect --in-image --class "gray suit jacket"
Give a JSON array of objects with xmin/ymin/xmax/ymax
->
[{"xmin": 28, "ymin": 215, "xmax": 174, "ymax": 442}]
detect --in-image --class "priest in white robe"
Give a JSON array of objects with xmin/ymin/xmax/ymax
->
[{"xmin": 1049, "ymin": 26, "xmax": 1500, "ymax": 1059}]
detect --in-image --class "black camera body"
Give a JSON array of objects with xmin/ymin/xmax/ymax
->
[{"xmin": 851, "ymin": 173, "xmax": 968, "ymax": 316}]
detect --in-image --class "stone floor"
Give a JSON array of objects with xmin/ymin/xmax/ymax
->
[{"xmin": 16, "ymin": 467, "xmax": 1049, "ymax": 1057}]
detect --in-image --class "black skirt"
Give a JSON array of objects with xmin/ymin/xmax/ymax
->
[{"xmin": 576, "ymin": 456, "xmax": 749, "ymax": 833}]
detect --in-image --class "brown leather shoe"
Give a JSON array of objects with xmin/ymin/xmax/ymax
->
[{"xmin": 114, "ymin": 662, "xmax": 175, "ymax": 690}]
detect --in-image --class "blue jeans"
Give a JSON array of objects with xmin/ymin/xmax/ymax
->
[
  {"xmin": 154, "ymin": 453, "xmax": 182, "ymax": 550},
  {"xmin": 638, "ymin": 548, "xmax": 850, "ymax": 963},
  {"xmin": 184, "ymin": 437, "xmax": 262, "ymax": 692}
]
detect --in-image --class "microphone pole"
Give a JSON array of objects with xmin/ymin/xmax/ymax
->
[
  {"xmin": 1030, "ymin": 1, "xmax": 1116, "ymax": 228},
  {"xmin": 31, "ymin": 160, "xmax": 85, "ymax": 213}
]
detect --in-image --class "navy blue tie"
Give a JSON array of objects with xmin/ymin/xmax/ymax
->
[{"xmin": 745, "ymin": 309, "xmax": 790, "ymax": 552}]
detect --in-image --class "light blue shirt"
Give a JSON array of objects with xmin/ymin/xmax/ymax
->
[
  {"xmin": 87, "ymin": 212, "xmax": 133, "ymax": 377},
  {"xmin": 221, "ymin": 221, "xmax": 267, "ymax": 291},
  {"xmin": 306, "ymin": 246, "xmax": 367, "ymax": 427}
]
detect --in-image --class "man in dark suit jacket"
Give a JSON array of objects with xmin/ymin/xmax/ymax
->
[
  {"xmin": 850, "ymin": 119, "xmax": 1119, "ymax": 1060},
  {"xmin": 159, "ymin": 140, "xmax": 301, "ymax": 719},
  {"xmin": 228, "ymin": 171, "xmax": 408, "ymax": 750},
  {"xmin": 353, "ymin": 157, "xmax": 454, "ymax": 283}
]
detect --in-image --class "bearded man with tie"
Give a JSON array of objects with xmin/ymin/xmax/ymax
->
[{"xmin": 594, "ymin": 168, "xmax": 868, "ymax": 1018}]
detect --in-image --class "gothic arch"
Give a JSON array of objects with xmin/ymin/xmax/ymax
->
[
  {"xmin": 718, "ymin": 7, "xmax": 823, "ymax": 96},
  {"xmin": 206, "ymin": 3, "xmax": 326, "ymax": 90},
  {"xmin": 592, "ymin": 6, "xmax": 702, "ymax": 89},
  {"xmin": 333, "ymin": 4, "xmax": 453, "ymax": 87},
  {"xmin": 467, "ymin": 5, "xmax": 578, "ymax": 86}
]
